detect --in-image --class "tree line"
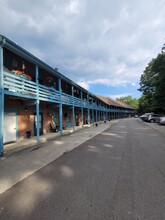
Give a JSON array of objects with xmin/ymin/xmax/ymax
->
[
  {"xmin": 138, "ymin": 52, "xmax": 165, "ymax": 114},
  {"xmin": 116, "ymin": 50, "xmax": 165, "ymax": 115},
  {"xmin": 117, "ymin": 47, "xmax": 165, "ymax": 114}
]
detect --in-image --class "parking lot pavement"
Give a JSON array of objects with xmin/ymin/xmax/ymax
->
[
  {"xmin": 0, "ymin": 120, "xmax": 119, "ymax": 195},
  {"xmin": 137, "ymin": 118, "xmax": 165, "ymax": 135}
]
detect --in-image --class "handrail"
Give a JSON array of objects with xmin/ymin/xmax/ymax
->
[{"xmin": 2, "ymin": 71, "xmax": 135, "ymax": 113}]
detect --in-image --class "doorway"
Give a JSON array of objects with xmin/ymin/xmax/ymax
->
[
  {"xmin": 75, "ymin": 113, "xmax": 79, "ymax": 126},
  {"xmin": 4, "ymin": 111, "xmax": 17, "ymax": 143}
]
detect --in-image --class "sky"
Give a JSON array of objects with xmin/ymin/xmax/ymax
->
[{"xmin": 0, "ymin": 0, "xmax": 165, "ymax": 99}]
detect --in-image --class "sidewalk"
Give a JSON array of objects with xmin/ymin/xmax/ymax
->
[
  {"xmin": 0, "ymin": 120, "xmax": 120, "ymax": 195},
  {"xmin": 4, "ymin": 125, "xmax": 90, "ymax": 156}
]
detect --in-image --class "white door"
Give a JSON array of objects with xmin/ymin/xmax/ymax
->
[{"xmin": 4, "ymin": 111, "xmax": 17, "ymax": 143}]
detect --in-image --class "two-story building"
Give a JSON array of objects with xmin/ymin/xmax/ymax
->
[{"xmin": 0, "ymin": 35, "xmax": 135, "ymax": 155}]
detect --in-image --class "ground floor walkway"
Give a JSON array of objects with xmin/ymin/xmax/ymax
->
[
  {"xmin": 4, "ymin": 124, "xmax": 90, "ymax": 156},
  {"xmin": 0, "ymin": 119, "xmax": 119, "ymax": 194},
  {"xmin": 1, "ymin": 118, "xmax": 165, "ymax": 219}
]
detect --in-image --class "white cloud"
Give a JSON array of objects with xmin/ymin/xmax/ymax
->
[
  {"xmin": 66, "ymin": 0, "xmax": 81, "ymax": 14},
  {"xmin": 109, "ymin": 93, "xmax": 131, "ymax": 100},
  {"xmin": 77, "ymin": 81, "xmax": 90, "ymax": 90},
  {"xmin": 77, "ymin": 78, "xmax": 134, "ymax": 90},
  {"xmin": 0, "ymin": 0, "xmax": 165, "ymax": 92}
]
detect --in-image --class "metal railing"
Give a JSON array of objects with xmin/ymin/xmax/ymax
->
[
  {"xmin": 3, "ymin": 71, "xmax": 135, "ymax": 114},
  {"xmin": 3, "ymin": 72, "xmax": 89, "ymax": 107}
]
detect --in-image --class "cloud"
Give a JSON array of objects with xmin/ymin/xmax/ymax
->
[
  {"xmin": 0, "ymin": 0, "xmax": 165, "ymax": 93},
  {"xmin": 109, "ymin": 93, "xmax": 131, "ymax": 100}
]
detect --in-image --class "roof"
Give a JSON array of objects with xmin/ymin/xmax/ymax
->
[
  {"xmin": 95, "ymin": 94, "xmax": 135, "ymax": 109},
  {"xmin": 0, "ymin": 35, "xmax": 135, "ymax": 110},
  {"xmin": 0, "ymin": 34, "xmax": 91, "ymax": 96}
]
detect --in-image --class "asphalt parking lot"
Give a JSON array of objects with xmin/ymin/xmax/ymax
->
[{"xmin": 137, "ymin": 117, "xmax": 165, "ymax": 135}]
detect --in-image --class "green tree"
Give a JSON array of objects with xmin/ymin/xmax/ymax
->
[
  {"xmin": 139, "ymin": 52, "xmax": 165, "ymax": 113},
  {"xmin": 116, "ymin": 95, "xmax": 139, "ymax": 109},
  {"xmin": 138, "ymin": 94, "xmax": 152, "ymax": 114}
]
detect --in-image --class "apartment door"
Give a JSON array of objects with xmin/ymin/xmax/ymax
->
[
  {"xmin": 4, "ymin": 111, "xmax": 17, "ymax": 143},
  {"xmin": 75, "ymin": 113, "xmax": 79, "ymax": 126}
]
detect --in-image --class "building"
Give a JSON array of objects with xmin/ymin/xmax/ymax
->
[{"xmin": 0, "ymin": 35, "xmax": 135, "ymax": 155}]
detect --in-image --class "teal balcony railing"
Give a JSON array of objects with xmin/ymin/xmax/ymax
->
[
  {"xmin": 3, "ymin": 71, "xmax": 90, "ymax": 107},
  {"xmin": 3, "ymin": 71, "xmax": 135, "ymax": 113}
]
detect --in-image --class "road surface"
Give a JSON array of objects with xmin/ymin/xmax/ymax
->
[{"xmin": 0, "ymin": 118, "xmax": 165, "ymax": 220}]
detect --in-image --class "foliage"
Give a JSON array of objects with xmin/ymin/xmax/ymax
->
[
  {"xmin": 139, "ymin": 53, "xmax": 165, "ymax": 113},
  {"xmin": 116, "ymin": 95, "xmax": 139, "ymax": 109},
  {"xmin": 138, "ymin": 94, "xmax": 152, "ymax": 114}
]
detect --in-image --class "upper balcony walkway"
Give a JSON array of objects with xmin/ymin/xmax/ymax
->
[
  {"xmin": 3, "ymin": 71, "xmax": 94, "ymax": 108},
  {"xmin": 2, "ymin": 71, "xmax": 132, "ymax": 113}
]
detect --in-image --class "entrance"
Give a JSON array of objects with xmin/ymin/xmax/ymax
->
[
  {"xmin": 66, "ymin": 116, "xmax": 70, "ymax": 128},
  {"xmin": 4, "ymin": 111, "xmax": 17, "ymax": 143},
  {"xmin": 75, "ymin": 113, "xmax": 79, "ymax": 126}
]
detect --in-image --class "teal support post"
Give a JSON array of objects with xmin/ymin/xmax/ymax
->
[
  {"xmin": 81, "ymin": 107, "xmax": 84, "ymax": 128},
  {"xmin": 107, "ymin": 107, "xmax": 108, "ymax": 120},
  {"xmin": 72, "ymin": 86, "xmax": 75, "ymax": 130},
  {"xmin": 92, "ymin": 97, "xmax": 94, "ymax": 124},
  {"xmin": 106, "ymin": 106, "xmax": 108, "ymax": 120},
  {"xmin": 59, "ymin": 102, "xmax": 62, "ymax": 135},
  {"xmin": 99, "ymin": 107, "xmax": 101, "ymax": 121},
  {"xmin": 81, "ymin": 91, "xmax": 83, "ymax": 128},
  {"xmin": 35, "ymin": 65, "xmax": 40, "ymax": 144},
  {"xmin": 87, "ymin": 94, "xmax": 90, "ymax": 124},
  {"xmin": 58, "ymin": 78, "xmax": 63, "ymax": 136},
  {"xmin": 104, "ymin": 108, "xmax": 106, "ymax": 120},
  {"xmin": 0, "ymin": 44, "xmax": 4, "ymax": 155},
  {"xmin": 36, "ymin": 99, "xmax": 40, "ymax": 143},
  {"xmin": 72, "ymin": 105, "xmax": 75, "ymax": 129},
  {"xmin": 95, "ymin": 110, "xmax": 97, "ymax": 123}
]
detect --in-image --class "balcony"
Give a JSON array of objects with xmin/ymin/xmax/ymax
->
[{"xmin": 3, "ymin": 71, "xmax": 95, "ymax": 108}]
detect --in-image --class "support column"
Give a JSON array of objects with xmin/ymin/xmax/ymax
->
[
  {"xmin": 87, "ymin": 94, "xmax": 90, "ymax": 124},
  {"xmin": 72, "ymin": 105, "xmax": 75, "ymax": 129},
  {"xmin": 81, "ymin": 91, "xmax": 84, "ymax": 128},
  {"xmin": 36, "ymin": 99, "xmax": 40, "ymax": 143},
  {"xmin": 0, "ymin": 44, "xmax": 4, "ymax": 156},
  {"xmin": 98, "ymin": 102, "xmax": 100, "ymax": 121},
  {"xmin": 96, "ymin": 110, "xmax": 98, "ymax": 122},
  {"xmin": 106, "ymin": 106, "xmax": 108, "ymax": 120},
  {"xmin": 58, "ymin": 78, "xmax": 63, "ymax": 136},
  {"xmin": 103, "ymin": 106, "xmax": 106, "ymax": 121},
  {"xmin": 92, "ymin": 97, "xmax": 94, "ymax": 124},
  {"xmin": 35, "ymin": 65, "xmax": 40, "ymax": 144},
  {"xmin": 72, "ymin": 86, "xmax": 75, "ymax": 130}
]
